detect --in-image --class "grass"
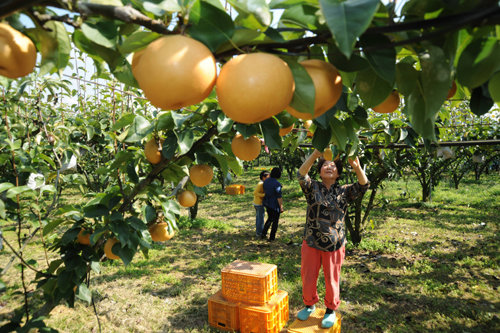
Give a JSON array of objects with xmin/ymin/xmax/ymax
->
[{"xmin": 0, "ymin": 168, "xmax": 499, "ymax": 332}]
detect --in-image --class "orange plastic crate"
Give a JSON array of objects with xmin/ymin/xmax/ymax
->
[
  {"xmin": 226, "ymin": 184, "xmax": 245, "ymax": 195},
  {"xmin": 208, "ymin": 290, "xmax": 239, "ymax": 331},
  {"xmin": 221, "ymin": 260, "xmax": 278, "ymax": 305},
  {"xmin": 239, "ymin": 290, "xmax": 289, "ymax": 333}
]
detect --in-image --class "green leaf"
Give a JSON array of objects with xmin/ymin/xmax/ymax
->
[
  {"xmin": 90, "ymin": 261, "xmax": 100, "ymax": 274},
  {"xmin": 81, "ymin": 21, "xmax": 118, "ymax": 49},
  {"xmin": 176, "ymin": 130, "xmax": 195, "ymax": 154},
  {"xmin": 110, "ymin": 57, "xmax": 139, "ymax": 87},
  {"xmin": 217, "ymin": 112, "xmax": 234, "ymax": 134},
  {"xmin": 160, "ymin": 199, "xmax": 180, "ymax": 222},
  {"xmin": 27, "ymin": 22, "xmax": 71, "ymax": 75},
  {"xmin": 470, "ymin": 85, "xmax": 494, "ymax": 116},
  {"xmin": 280, "ymin": 4, "xmax": 320, "ymax": 29},
  {"xmin": 0, "ymin": 200, "xmax": 4, "ymax": 219},
  {"xmin": 353, "ymin": 106, "xmax": 371, "ymax": 129},
  {"xmin": 401, "ymin": 0, "xmax": 446, "ymax": 17},
  {"xmin": 229, "ymin": 0, "xmax": 272, "ymax": 27},
  {"xmin": 235, "ymin": 11, "xmax": 268, "ymax": 30},
  {"xmin": 457, "ymin": 37, "xmax": 500, "ymax": 89},
  {"xmin": 215, "ymin": 28, "xmax": 268, "ymax": 53},
  {"xmin": 156, "ymin": 112, "xmax": 175, "ymax": 131},
  {"xmin": 76, "ymin": 284, "xmax": 92, "ymax": 304},
  {"xmin": 283, "ymin": 58, "xmax": 315, "ymax": 116},
  {"xmin": 315, "ymin": 107, "xmax": 337, "ymax": 130},
  {"xmin": 43, "ymin": 219, "xmax": 65, "ymax": 236},
  {"xmin": 360, "ymin": 33, "xmax": 396, "ymax": 85},
  {"xmin": 406, "ymin": 46, "xmax": 451, "ymax": 140},
  {"xmin": 60, "ymin": 227, "xmax": 80, "ymax": 245},
  {"xmin": 327, "ymin": 42, "xmax": 369, "ymax": 72},
  {"xmin": 111, "ymin": 113, "xmax": 136, "ymax": 131},
  {"xmin": 162, "ymin": 131, "xmax": 178, "ymax": 159},
  {"xmin": 110, "ymin": 151, "xmax": 134, "ymax": 170},
  {"xmin": 227, "ymin": 154, "xmax": 243, "ymax": 176},
  {"xmin": 234, "ymin": 124, "xmax": 260, "ymax": 138},
  {"xmin": 72, "ymin": 30, "xmax": 138, "ymax": 87},
  {"xmin": 329, "ymin": 117, "xmax": 347, "ymax": 151},
  {"xmin": 171, "ymin": 112, "xmax": 193, "ymax": 128},
  {"xmin": 0, "ymin": 183, "xmax": 15, "ymax": 193},
  {"xmin": 188, "ymin": 0, "xmax": 235, "ymax": 52},
  {"xmin": 120, "ymin": 31, "xmax": 161, "ymax": 54},
  {"xmin": 124, "ymin": 116, "xmax": 153, "ymax": 143},
  {"xmin": 213, "ymin": 153, "xmax": 229, "ymax": 176},
  {"xmin": 115, "ymin": 244, "xmax": 136, "ymax": 266},
  {"xmin": 86, "ymin": 126, "xmax": 95, "ymax": 141},
  {"xmin": 260, "ymin": 119, "xmax": 282, "ymax": 149},
  {"xmin": 83, "ymin": 204, "xmax": 109, "ymax": 218},
  {"xmin": 320, "ymin": 0, "xmax": 379, "ymax": 58},
  {"xmin": 355, "ymin": 66, "xmax": 393, "ymax": 108},
  {"xmin": 144, "ymin": 205, "xmax": 156, "ymax": 223},
  {"xmin": 312, "ymin": 126, "xmax": 332, "ymax": 151},
  {"xmin": 36, "ymin": 153, "xmax": 57, "ymax": 170},
  {"xmin": 127, "ymin": 216, "xmax": 148, "ymax": 231},
  {"xmin": 6, "ymin": 185, "xmax": 32, "ymax": 199},
  {"xmin": 126, "ymin": 163, "xmax": 139, "ymax": 183},
  {"xmin": 142, "ymin": 0, "xmax": 182, "ymax": 16},
  {"xmin": 275, "ymin": 111, "xmax": 296, "ymax": 128},
  {"xmin": 90, "ymin": 227, "xmax": 107, "ymax": 245},
  {"xmin": 396, "ymin": 61, "xmax": 418, "ymax": 96}
]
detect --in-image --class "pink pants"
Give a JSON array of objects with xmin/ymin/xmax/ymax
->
[{"xmin": 301, "ymin": 240, "xmax": 345, "ymax": 310}]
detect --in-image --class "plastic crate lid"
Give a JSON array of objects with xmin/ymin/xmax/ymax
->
[
  {"xmin": 221, "ymin": 260, "xmax": 277, "ymax": 277},
  {"xmin": 239, "ymin": 290, "xmax": 288, "ymax": 311}
]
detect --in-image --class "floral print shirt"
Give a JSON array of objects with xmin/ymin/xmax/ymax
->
[{"xmin": 298, "ymin": 172, "xmax": 369, "ymax": 252}]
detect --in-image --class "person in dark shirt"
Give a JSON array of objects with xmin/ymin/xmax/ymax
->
[
  {"xmin": 296, "ymin": 149, "xmax": 369, "ymax": 328},
  {"xmin": 261, "ymin": 167, "xmax": 284, "ymax": 241}
]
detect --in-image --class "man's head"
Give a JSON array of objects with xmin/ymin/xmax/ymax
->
[{"xmin": 270, "ymin": 167, "xmax": 282, "ymax": 179}]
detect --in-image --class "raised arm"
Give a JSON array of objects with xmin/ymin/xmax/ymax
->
[
  {"xmin": 298, "ymin": 149, "xmax": 322, "ymax": 176},
  {"xmin": 348, "ymin": 157, "xmax": 368, "ymax": 185}
]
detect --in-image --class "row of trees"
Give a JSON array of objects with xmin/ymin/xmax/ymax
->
[{"xmin": 0, "ymin": 0, "xmax": 499, "ymax": 330}]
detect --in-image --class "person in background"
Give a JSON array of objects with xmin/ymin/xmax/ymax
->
[
  {"xmin": 253, "ymin": 170, "xmax": 270, "ymax": 237},
  {"xmin": 296, "ymin": 149, "xmax": 369, "ymax": 328},
  {"xmin": 261, "ymin": 167, "xmax": 284, "ymax": 242}
]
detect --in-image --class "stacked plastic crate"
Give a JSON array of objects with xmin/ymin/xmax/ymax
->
[
  {"xmin": 225, "ymin": 184, "xmax": 245, "ymax": 195},
  {"xmin": 208, "ymin": 260, "xmax": 289, "ymax": 332}
]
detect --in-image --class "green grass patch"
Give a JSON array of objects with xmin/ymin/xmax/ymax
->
[{"xmin": 0, "ymin": 171, "xmax": 499, "ymax": 332}]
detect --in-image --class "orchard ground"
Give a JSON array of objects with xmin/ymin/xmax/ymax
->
[{"xmin": 1, "ymin": 167, "xmax": 499, "ymax": 332}]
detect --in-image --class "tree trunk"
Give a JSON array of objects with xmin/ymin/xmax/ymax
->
[
  {"xmin": 344, "ymin": 213, "xmax": 361, "ymax": 244},
  {"xmin": 422, "ymin": 182, "xmax": 430, "ymax": 202},
  {"xmin": 189, "ymin": 197, "xmax": 199, "ymax": 219}
]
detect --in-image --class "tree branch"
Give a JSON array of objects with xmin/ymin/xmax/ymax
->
[
  {"xmin": 365, "ymin": 4, "xmax": 500, "ymax": 34},
  {"xmin": 118, "ymin": 125, "xmax": 218, "ymax": 213},
  {"xmin": 0, "ymin": 0, "xmax": 60, "ymax": 19},
  {"xmin": 0, "ymin": 234, "xmax": 56, "ymax": 278},
  {"xmin": 2, "ymin": 1, "xmax": 499, "ymax": 57},
  {"xmin": 77, "ymin": 3, "xmax": 172, "ymax": 35},
  {"xmin": 30, "ymin": 10, "xmax": 80, "ymax": 29}
]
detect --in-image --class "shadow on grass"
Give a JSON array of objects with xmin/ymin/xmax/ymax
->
[{"xmin": 94, "ymin": 190, "xmax": 498, "ymax": 332}]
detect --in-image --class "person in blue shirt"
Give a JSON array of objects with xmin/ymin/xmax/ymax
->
[{"xmin": 261, "ymin": 167, "xmax": 284, "ymax": 241}]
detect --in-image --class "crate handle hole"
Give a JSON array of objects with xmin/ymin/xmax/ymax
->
[{"xmin": 218, "ymin": 322, "xmax": 226, "ymax": 327}]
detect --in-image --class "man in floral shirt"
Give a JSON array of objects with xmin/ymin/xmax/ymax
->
[{"xmin": 296, "ymin": 149, "xmax": 369, "ymax": 328}]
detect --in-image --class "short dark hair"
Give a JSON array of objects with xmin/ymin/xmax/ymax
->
[
  {"xmin": 316, "ymin": 158, "xmax": 343, "ymax": 177},
  {"xmin": 270, "ymin": 167, "xmax": 282, "ymax": 179},
  {"xmin": 259, "ymin": 171, "xmax": 270, "ymax": 180}
]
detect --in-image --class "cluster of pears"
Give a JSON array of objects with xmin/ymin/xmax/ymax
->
[
  {"xmin": 131, "ymin": 35, "xmax": 347, "ymax": 124},
  {"xmin": 132, "ymin": 35, "xmax": 347, "ymax": 164}
]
